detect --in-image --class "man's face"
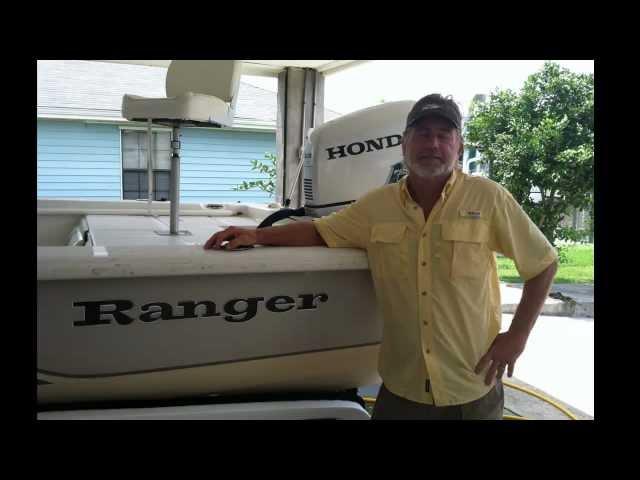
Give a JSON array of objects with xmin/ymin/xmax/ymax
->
[{"xmin": 401, "ymin": 116, "xmax": 462, "ymax": 179}]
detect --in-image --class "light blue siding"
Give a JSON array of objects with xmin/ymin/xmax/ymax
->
[
  {"xmin": 37, "ymin": 121, "xmax": 122, "ymax": 199},
  {"xmin": 179, "ymin": 128, "xmax": 275, "ymax": 203},
  {"xmin": 37, "ymin": 120, "xmax": 277, "ymax": 203}
]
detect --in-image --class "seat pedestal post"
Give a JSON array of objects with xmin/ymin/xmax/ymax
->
[
  {"xmin": 154, "ymin": 123, "xmax": 191, "ymax": 237},
  {"xmin": 169, "ymin": 125, "xmax": 181, "ymax": 235}
]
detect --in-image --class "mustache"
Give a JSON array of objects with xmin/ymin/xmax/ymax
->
[{"xmin": 417, "ymin": 154, "xmax": 442, "ymax": 161}]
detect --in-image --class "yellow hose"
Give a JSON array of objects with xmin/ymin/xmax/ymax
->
[
  {"xmin": 361, "ymin": 381, "xmax": 579, "ymax": 420},
  {"xmin": 502, "ymin": 380, "xmax": 578, "ymax": 420},
  {"xmin": 503, "ymin": 415, "xmax": 527, "ymax": 420}
]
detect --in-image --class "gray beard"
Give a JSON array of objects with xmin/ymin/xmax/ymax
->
[{"xmin": 403, "ymin": 156, "xmax": 453, "ymax": 179}]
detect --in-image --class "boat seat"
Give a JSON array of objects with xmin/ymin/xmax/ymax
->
[
  {"xmin": 122, "ymin": 92, "xmax": 231, "ymax": 127},
  {"xmin": 121, "ymin": 60, "xmax": 240, "ymax": 128}
]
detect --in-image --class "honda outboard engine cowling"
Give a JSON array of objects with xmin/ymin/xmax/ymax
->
[
  {"xmin": 258, "ymin": 100, "xmax": 414, "ymax": 228},
  {"xmin": 304, "ymin": 100, "xmax": 414, "ymax": 218}
]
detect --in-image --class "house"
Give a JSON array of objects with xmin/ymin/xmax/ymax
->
[{"xmin": 37, "ymin": 60, "xmax": 341, "ymax": 203}]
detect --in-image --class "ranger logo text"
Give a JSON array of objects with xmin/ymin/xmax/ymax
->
[{"xmin": 73, "ymin": 293, "xmax": 329, "ymax": 326}]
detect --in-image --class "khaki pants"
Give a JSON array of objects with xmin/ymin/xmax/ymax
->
[{"xmin": 371, "ymin": 381, "xmax": 504, "ymax": 420}]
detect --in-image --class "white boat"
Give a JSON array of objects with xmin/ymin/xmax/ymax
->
[
  {"xmin": 37, "ymin": 61, "xmax": 413, "ymax": 418},
  {"xmin": 37, "ymin": 198, "xmax": 383, "ymax": 405}
]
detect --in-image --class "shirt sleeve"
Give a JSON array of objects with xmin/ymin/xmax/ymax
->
[
  {"xmin": 488, "ymin": 186, "xmax": 558, "ymax": 281},
  {"xmin": 312, "ymin": 197, "xmax": 371, "ymax": 249}
]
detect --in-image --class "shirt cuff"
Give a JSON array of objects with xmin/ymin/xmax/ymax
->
[
  {"xmin": 520, "ymin": 249, "xmax": 559, "ymax": 282},
  {"xmin": 312, "ymin": 218, "xmax": 340, "ymax": 248}
]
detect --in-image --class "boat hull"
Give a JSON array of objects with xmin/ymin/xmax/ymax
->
[{"xmin": 38, "ymin": 270, "xmax": 382, "ymax": 404}]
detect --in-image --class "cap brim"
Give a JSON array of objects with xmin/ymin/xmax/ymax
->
[{"xmin": 408, "ymin": 111, "xmax": 459, "ymax": 129}]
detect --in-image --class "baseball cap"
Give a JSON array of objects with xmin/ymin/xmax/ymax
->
[{"xmin": 405, "ymin": 95, "xmax": 462, "ymax": 130}]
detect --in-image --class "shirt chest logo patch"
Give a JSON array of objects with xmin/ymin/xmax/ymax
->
[{"xmin": 459, "ymin": 209, "xmax": 482, "ymax": 219}]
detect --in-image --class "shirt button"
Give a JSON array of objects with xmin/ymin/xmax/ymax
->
[
  {"xmin": 421, "ymin": 261, "xmax": 427, "ymax": 266},
  {"xmin": 421, "ymin": 291, "xmax": 427, "ymax": 296},
  {"xmin": 426, "ymin": 349, "xmax": 431, "ymax": 354},
  {"xmin": 422, "ymin": 233, "xmax": 427, "ymax": 238},
  {"xmin": 423, "ymin": 320, "xmax": 428, "ymax": 325}
]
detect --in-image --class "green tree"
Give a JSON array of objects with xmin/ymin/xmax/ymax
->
[
  {"xmin": 232, "ymin": 152, "xmax": 276, "ymax": 196},
  {"xmin": 465, "ymin": 62, "xmax": 594, "ymax": 247}
]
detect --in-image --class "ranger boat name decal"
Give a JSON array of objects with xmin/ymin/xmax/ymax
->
[{"xmin": 73, "ymin": 293, "xmax": 329, "ymax": 326}]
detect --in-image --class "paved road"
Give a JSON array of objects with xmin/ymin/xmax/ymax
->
[{"xmin": 501, "ymin": 313, "xmax": 593, "ymax": 417}]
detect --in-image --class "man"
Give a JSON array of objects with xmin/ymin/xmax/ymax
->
[{"xmin": 204, "ymin": 94, "xmax": 558, "ymax": 420}]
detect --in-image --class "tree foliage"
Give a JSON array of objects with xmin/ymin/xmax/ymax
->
[
  {"xmin": 465, "ymin": 62, "xmax": 594, "ymax": 246},
  {"xmin": 232, "ymin": 152, "xmax": 276, "ymax": 195}
]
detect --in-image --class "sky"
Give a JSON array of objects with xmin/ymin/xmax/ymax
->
[{"xmin": 242, "ymin": 60, "xmax": 594, "ymax": 116}]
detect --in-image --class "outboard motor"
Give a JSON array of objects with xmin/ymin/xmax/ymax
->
[{"xmin": 259, "ymin": 100, "xmax": 414, "ymax": 228}]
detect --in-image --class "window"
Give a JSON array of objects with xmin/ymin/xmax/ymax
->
[{"xmin": 122, "ymin": 130, "xmax": 171, "ymax": 201}]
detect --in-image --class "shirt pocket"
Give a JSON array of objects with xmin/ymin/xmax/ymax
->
[
  {"xmin": 369, "ymin": 223, "xmax": 409, "ymax": 280},
  {"xmin": 441, "ymin": 220, "xmax": 490, "ymax": 279}
]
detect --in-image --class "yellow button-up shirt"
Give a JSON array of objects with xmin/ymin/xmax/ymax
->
[{"xmin": 312, "ymin": 169, "xmax": 558, "ymax": 406}]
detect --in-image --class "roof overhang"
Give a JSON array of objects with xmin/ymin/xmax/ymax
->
[{"xmin": 89, "ymin": 60, "xmax": 368, "ymax": 77}]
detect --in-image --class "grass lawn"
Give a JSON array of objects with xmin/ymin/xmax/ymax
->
[{"xmin": 497, "ymin": 244, "xmax": 593, "ymax": 284}]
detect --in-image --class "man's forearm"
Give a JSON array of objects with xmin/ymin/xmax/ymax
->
[
  {"xmin": 508, "ymin": 261, "xmax": 558, "ymax": 338},
  {"xmin": 255, "ymin": 221, "xmax": 327, "ymax": 247}
]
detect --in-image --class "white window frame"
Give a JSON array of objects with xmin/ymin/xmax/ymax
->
[{"xmin": 119, "ymin": 126, "xmax": 173, "ymax": 201}]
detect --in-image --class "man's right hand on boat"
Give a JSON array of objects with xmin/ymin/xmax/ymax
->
[
  {"xmin": 204, "ymin": 227, "xmax": 257, "ymax": 250},
  {"xmin": 204, "ymin": 222, "xmax": 326, "ymax": 250}
]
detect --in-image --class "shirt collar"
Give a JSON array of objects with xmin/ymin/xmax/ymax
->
[
  {"xmin": 399, "ymin": 168, "xmax": 460, "ymax": 207},
  {"xmin": 443, "ymin": 168, "xmax": 459, "ymax": 198}
]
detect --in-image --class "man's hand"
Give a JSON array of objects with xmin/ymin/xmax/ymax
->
[
  {"xmin": 203, "ymin": 227, "xmax": 258, "ymax": 250},
  {"xmin": 474, "ymin": 330, "xmax": 529, "ymax": 385},
  {"xmin": 474, "ymin": 260, "xmax": 557, "ymax": 385}
]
